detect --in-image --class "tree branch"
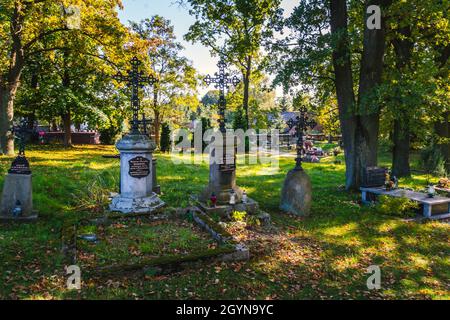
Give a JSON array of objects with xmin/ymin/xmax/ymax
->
[{"xmin": 24, "ymin": 28, "xmax": 70, "ymax": 52}]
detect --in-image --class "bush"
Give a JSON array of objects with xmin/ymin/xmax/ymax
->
[
  {"xmin": 99, "ymin": 126, "xmax": 120, "ymax": 145},
  {"xmin": 373, "ymin": 195, "xmax": 419, "ymax": 218},
  {"xmin": 421, "ymin": 142, "xmax": 447, "ymax": 177},
  {"xmin": 160, "ymin": 122, "xmax": 171, "ymax": 153}
]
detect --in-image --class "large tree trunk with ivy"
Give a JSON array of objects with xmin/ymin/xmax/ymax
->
[{"xmin": 331, "ymin": 0, "xmax": 389, "ymax": 190}]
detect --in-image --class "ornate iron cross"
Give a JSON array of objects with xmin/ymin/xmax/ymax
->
[
  {"xmin": 12, "ymin": 118, "xmax": 33, "ymax": 156},
  {"xmin": 8, "ymin": 118, "xmax": 33, "ymax": 174},
  {"xmin": 204, "ymin": 58, "xmax": 240, "ymax": 133},
  {"xmin": 113, "ymin": 56, "xmax": 158, "ymax": 134},
  {"xmin": 287, "ymin": 106, "xmax": 316, "ymax": 171}
]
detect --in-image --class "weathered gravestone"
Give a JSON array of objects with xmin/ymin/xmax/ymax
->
[
  {"xmin": 280, "ymin": 106, "xmax": 316, "ymax": 216},
  {"xmin": 1, "ymin": 119, "xmax": 37, "ymax": 220},
  {"xmin": 197, "ymin": 58, "xmax": 259, "ymax": 217},
  {"xmin": 109, "ymin": 57, "xmax": 164, "ymax": 214}
]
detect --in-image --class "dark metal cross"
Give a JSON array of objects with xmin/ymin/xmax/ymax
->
[
  {"xmin": 8, "ymin": 118, "xmax": 33, "ymax": 175},
  {"xmin": 113, "ymin": 56, "xmax": 158, "ymax": 134},
  {"xmin": 204, "ymin": 58, "xmax": 240, "ymax": 133},
  {"xmin": 139, "ymin": 113, "xmax": 153, "ymax": 136},
  {"xmin": 287, "ymin": 106, "xmax": 316, "ymax": 171},
  {"xmin": 12, "ymin": 118, "xmax": 33, "ymax": 156}
]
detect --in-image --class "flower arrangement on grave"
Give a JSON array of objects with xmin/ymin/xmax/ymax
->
[
  {"xmin": 438, "ymin": 177, "xmax": 450, "ymax": 189},
  {"xmin": 385, "ymin": 172, "xmax": 395, "ymax": 191}
]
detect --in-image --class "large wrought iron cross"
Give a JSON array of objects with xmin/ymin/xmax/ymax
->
[
  {"xmin": 113, "ymin": 56, "xmax": 158, "ymax": 134},
  {"xmin": 287, "ymin": 106, "xmax": 316, "ymax": 171},
  {"xmin": 204, "ymin": 58, "xmax": 240, "ymax": 133}
]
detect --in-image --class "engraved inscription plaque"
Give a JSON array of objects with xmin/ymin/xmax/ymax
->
[
  {"xmin": 219, "ymin": 152, "xmax": 236, "ymax": 172},
  {"xmin": 128, "ymin": 156, "xmax": 150, "ymax": 178}
]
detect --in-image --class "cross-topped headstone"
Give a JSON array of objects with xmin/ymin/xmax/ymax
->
[
  {"xmin": 204, "ymin": 58, "xmax": 240, "ymax": 133},
  {"xmin": 113, "ymin": 56, "xmax": 158, "ymax": 134},
  {"xmin": 8, "ymin": 118, "xmax": 33, "ymax": 175},
  {"xmin": 287, "ymin": 106, "xmax": 316, "ymax": 171}
]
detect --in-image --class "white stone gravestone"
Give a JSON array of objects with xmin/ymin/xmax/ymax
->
[{"xmin": 110, "ymin": 134, "xmax": 164, "ymax": 213}]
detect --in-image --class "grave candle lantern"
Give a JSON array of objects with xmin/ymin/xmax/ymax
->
[
  {"xmin": 427, "ymin": 185, "xmax": 435, "ymax": 198},
  {"xmin": 229, "ymin": 190, "xmax": 236, "ymax": 205},
  {"xmin": 242, "ymin": 190, "xmax": 248, "ymax": 204},
  {"xmin": 210, "ymin": 193, "xmax": 218, "ymax": 207}
]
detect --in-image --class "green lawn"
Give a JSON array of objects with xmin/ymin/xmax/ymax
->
[{"xmin": 0, "ymin": 145, "xmax": 448, "ymax": 300}]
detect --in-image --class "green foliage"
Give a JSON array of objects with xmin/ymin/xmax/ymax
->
[
  {"xmin": 373, "ymin": 195, "xmax": 419, "ymax": 218},
  {"xmin": 160, "ymin": 122, "xmax": 171, "ymax": 153},
  {"xmin": 232, "ymin": 107, "xmax": 246, "ymax": 130},
  {"xmin": 182, "ymin": 0, "xmax": 283, "ymax": 128},
  {"xmin": 420, "ymin": 142, "xmax": 447, "ymax": 177},
  {"xmin": 73, "ymin": 173, "xmax": 117, "ymax": 214},
  {"xmin": 246, "ymin": 215, "xmax": 261, "ymax": 227},
  {"xmin": 99, "ymin": 126, "xmax": 120, "ymax": 145},
  {"xmin": 130, "ymin": 16, "xmax": 199, "ymax": 129}
]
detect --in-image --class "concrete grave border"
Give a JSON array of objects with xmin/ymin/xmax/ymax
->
[{"xmin": 60, "ymin": 208, "xmax": 249, "ymax": 279}]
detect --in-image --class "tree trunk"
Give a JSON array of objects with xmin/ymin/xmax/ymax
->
[
  {"xmin": 51, "ymin": 119, "xmax": 58, "ymax": 131},
  {"xmin": 391, "ymin": 26, "xmax": 413, "ymax": 177},
  {"xmin": 392, "ymin": 118, "xmax": 410, "ymax": 177},
  {"xmin": 331, "ymin": 0, "xmax": 390, "ymax": 189},
  {"xmin": 433, "ymin": 45, "xmax": 450, "ymax": 172},
  {"xmin": 354, "ymin": 0, "xmax": 390, "ymax": 184},
  {"xmin": 242, "ymin": 56, "xmax": 251, "ymax": 131},
  {"xmin": 330, "ymin": 0, "xmax": 358, "ymax": 190},
  {"xmin": 1, "ymin": 0, "xmax": 26, "ymax": 155},
  {"xmin": 153, "ymin": 87, "xmax": 160, "ymax": 146},
  {"xmin": 434, "ymin": 112, "xmax": 450, "ymax": 172},
  {"xmin": 154, "ymin": 109, "xmax": 161, "ymax": 147},
  {"xmin": 62, "ymin": 110, "xmax": 72, "ymax": 147},
  {"xmin": 2, "ymin": 80, "xmax": 20, "ymax": 155},
  {"xmin": 0, "ymin": 80, "xmax": 8, "ymax": 155}
]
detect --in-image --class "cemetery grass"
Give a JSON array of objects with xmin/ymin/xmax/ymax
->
[{"xmin": 0, "ymin": 145, "xmax": 448, "ymax": 300}]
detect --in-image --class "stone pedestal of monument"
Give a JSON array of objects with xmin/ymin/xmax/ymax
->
[
  {"xmin": 1, "ymin": 155, "xmax": 37, "ymax": 221},
  {"xmin": 110, "ymin": 134, "xmax": 165, "ymax": 214},
  {"xmin": 280, "ymin": 169, "xmax": 312, "ymax": 216}
]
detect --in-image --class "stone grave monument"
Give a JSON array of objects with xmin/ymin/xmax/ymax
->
[
  {"xmin": 280, "ymin": 106, "xmax": 316, "ymax": 216},
  {"xmin": 109, "ymin": 57, "xmax": 164, "ymax": 214},
  {"xmin": 1, "ymin": 119, "xmax": 37, "ymax": 221},
  {"xmin": 197, "ymin": 58, "xmax": 259, "ymax": 217}
]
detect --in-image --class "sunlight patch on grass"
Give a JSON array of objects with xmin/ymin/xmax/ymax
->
[
  {"xmin": 331, "ymin": 255, "xmax": 360, "ymax": 272},
  {"xmin": 408, "ymin": 253, "xmax": 431, "ymax": 271},
  {"xmin": 322, "ymin": 222, "xmax": 358, "ymax": 237}
]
